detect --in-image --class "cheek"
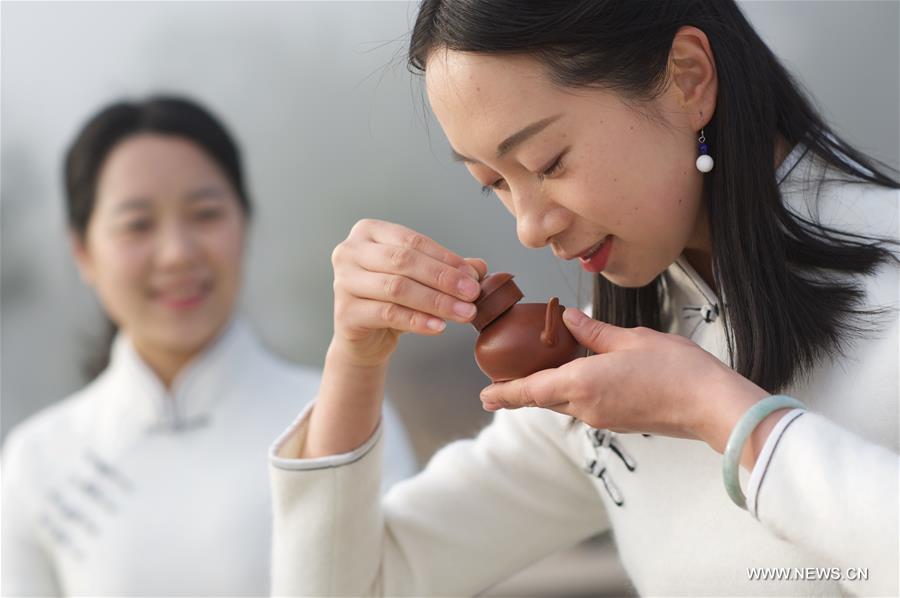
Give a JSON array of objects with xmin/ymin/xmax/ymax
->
[
  {"xmin": 205, "ymin": 221, "xmax": 246, "ymax": 283},
  {"xmin": 90, "ymin": 241, "xmax": 153, "ymax": 317},
  {"xmin": 607, "ymin": 139, "xmax": 701, "ymax": 234},
  {"xmin": 640, "ymin": 128, "xmax": 701, "ymax": 205}
]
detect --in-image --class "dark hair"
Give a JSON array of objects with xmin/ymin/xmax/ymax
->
[
  {"xmin": 64, "ymin": 96, "xmax": 252, "ymax": 378},
  {"xmin": 64, "ymin": 95, "xmax": 252, "ymax": 239},
  {"xmin": 409, "ymin": 0, "xmax": 899, "ymax": 393}
]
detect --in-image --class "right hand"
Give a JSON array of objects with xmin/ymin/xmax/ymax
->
[{"xmin": 330, "ymin": 219, "xmax": 487, "ymax": 367}]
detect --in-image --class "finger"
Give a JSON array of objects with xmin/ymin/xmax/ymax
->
[
  {"xmin": 562, "ymin": 307, "xmax": 631, "ymax": 354},
  {"xmin": 340, "ymin": 270, "xmax": 477, "ymax": 324},
  {"xmin": 341, "ymin": 297, "xmax": 447, "ymax": 335},
  {"xmin": 480, "ymin": 367, "xmax": 573, "ymax": 410},
  {"xmin": 356, "ymin": 219, "xmax": 472, "ymax": 272},
  {"xmin": 463, "ymin": 257, "xmax": 489, "ymax": 281},
  {"xmin": 355, "ymin": 243, "xmax": 482, "ymax": 302}
]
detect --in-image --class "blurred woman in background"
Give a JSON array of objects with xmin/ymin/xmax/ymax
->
[{"xmin": 1, "ymin": 96, "xmax": 417, "ymax": 597}]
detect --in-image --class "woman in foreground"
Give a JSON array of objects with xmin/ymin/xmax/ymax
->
[{"xmin": 270, "ymin": 1, "xmax": 899, "ymax": 595}]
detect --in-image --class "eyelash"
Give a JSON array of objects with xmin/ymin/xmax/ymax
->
[
  {"xmin": 480, "ymin": 154, "xmax": 565, "ymax": 195},
  {"xmin": 194, "ymin": 208, "xmax": 224, "ymax": 221},
  {"xmin": 538, "ymin": 155, "xmax": 564, "ymax": 181},
  {"xmin": 121, "ymin": 208, "xmax": 222, "ymax": 233},
  {"xmin": 125, "ymin": 220, "xmax": 152, "ymax": 233}
]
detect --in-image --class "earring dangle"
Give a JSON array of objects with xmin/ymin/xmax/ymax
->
[{"xmin": 696, "ymin": 129, "xmax": 714, "ymax": 173}]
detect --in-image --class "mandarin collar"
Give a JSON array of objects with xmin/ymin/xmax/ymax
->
[
  {"xmin": 663, "ymin": 141, "xmax": 810, "ymax": 351},
  {"xmin": 105, "ymin": 315, "xmax": 258, "ymax": 434}
]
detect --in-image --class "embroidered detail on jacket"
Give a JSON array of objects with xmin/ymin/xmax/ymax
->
[
  {"xmin": 86, "ymin": 450, "xmax": 133, "ymax": 492},
  {"xmin": 682, "ymin": 303, "xmax": 719, "ymax": 324},
  {"xmin": 39, "ymin": 514, "xmax": 84, "ymax": 561},
  {"xmin": 672, "ymin": 260, "xmax": 721, "ymax": 340},
  {"xmin": 584, "ymin": 428, "xmax": 636, "ymax": 507},
  {"xmin": 39, "ymin": 450, "xmax": 136, "ymax": 560},
  {"xmin": 682, "ymin": 303, "xmax": 720, "ymax": 338}
]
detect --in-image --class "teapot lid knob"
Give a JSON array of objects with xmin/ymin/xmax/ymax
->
[{"xmin": 471, "ymin": 272, "xmax": 523, "ymax": 332}]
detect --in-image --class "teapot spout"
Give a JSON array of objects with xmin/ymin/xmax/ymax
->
[{"xmin": 540, "ymin": 297, "xmax": 560, "ymax": 347}]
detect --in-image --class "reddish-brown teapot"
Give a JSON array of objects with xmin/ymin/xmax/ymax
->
[{"xmin": 471, "ymin": 272, "xmax": 585, "ymax": 382}]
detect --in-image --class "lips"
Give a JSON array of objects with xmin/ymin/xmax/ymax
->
[
  {"xmin": 576, "ymin": 238, "xmax": 607, "ymax": 260},
  {"xmin": 151, "ymin": 280, "xmax": 212, "ymax": 310},
  {"xmin": 576, "ymin": 236, "xmax": 613, "ymax": 273}
]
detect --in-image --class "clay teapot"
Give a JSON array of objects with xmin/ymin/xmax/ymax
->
[{"xmin": 471, "ymin": 272, "xmax": 585, "ymax": 382}]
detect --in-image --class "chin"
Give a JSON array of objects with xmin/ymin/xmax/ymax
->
[
  {"xmin": 598, "ymin": 253, "xmax": 674, "ymax": 289},
  {"xmin": 154, "ymin": 313, "xmax": 229, "ymax": 355},
  {"xmin": 599, "ymin": 270, "xmax": 658, "ymax": 289}
]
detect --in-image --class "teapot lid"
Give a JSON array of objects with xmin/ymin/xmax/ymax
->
[{"xmin": 471, "ymin": 272, "xmax": 524, "ymax": 332}]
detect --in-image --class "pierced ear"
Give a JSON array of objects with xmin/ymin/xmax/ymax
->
[
  {"xmin": 69, "ymin": 230, "xmax": 95, "ymax": 286},
  {"xmin": 669, "ymin": 26, "xmax": 718, "ymax": 130}
]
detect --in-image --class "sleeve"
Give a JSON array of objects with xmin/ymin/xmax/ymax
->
[
  {"xmin": 746, "ymin": 412, "xmax": 899, "ymax": 596},
  {"xmin": 743, "ymin": 252, "xmax": 899, "ymax": 596},
  {"xmin": 268, "ymin": 403, "xmax": 610, "ymax": 597},
  {"xmin": 378, "ymin": 399, "xmax": 419, "ymax": 495},
  {"xmin": 739, "ymin": 192, "xmax": 900, "ymax": 596},
  {"xmin": 1, "ymin": 432, "xmax": 63, "ymax": 597}
]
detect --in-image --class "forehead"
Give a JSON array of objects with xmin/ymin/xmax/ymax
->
[
  {"xmin": 424, "ymin": 50, "xmax": 627, "ymax": 159},
  {"xmin": 425, "ymin": 51, "xmax": 558, "ymax": 137},
  {"xmin": 97, "ymin": 134, "xmax": 226, "ymax": 200}
]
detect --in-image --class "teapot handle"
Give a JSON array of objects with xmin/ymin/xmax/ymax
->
[{"xmin": 540, "ymin": 297, "xmax": 560, "ymax": 347}]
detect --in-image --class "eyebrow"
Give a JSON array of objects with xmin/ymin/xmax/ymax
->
[
  {"xmin": 112, "ymin": 197, "xmax": 152, "ymax": 215},
  {"xmin": 184, "ymin": 186, "xmax": 227, "ymax": 202},
  {"xmin": 451, "ymin": 113, "xmax": 563, "ymax": 164},
  {"xmin": 111, "ymin": 186, "xmax": 226, "ymax": 215}
]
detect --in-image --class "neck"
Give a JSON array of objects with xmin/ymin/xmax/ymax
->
[
  {"xmin": 131, "ymin": 340, "xmax": 199, "ymax": 390},
  {"xmin": 684, "ymin": 135, "xmax": 795, "ymax": 294}
]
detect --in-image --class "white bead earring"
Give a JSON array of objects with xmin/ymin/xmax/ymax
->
[{"xmin": 696, "ymin": 129, "xmax": 714, "ymax": 173}]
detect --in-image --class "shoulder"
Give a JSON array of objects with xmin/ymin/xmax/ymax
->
[
  {"xmin": 782, "ymin": 153, "xmax": 899, "ymax": 243},
  {"xmin": 238, "ymin": 340, "xmax": 323, "ymax": 411},
  {"xmin": 254, "ymin": 348, "xmax": 322, "ymax": 389},
  {"xmin": 1, "ymin": 375, "xmax": 106, "ymax": 478}
]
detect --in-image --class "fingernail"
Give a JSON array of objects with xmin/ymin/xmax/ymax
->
[
  {"xmin": 426, "ymin": 318, "xmax": 446, "ymax": 331},
  {"xmin": 563, "ymin": 308, "xmax": 588, "ymax": 326},
  {"xmin": 453, "ymin": 301, "xmax": 476, "ymax": 318},
  {"xmin": 458, "ymin": 276, "xmax": 480, "ymax": 298}
]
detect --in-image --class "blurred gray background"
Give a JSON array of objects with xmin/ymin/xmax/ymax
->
[{"xmin": 1, "ymin": 2, "xmax": 898, "ymax": 595}]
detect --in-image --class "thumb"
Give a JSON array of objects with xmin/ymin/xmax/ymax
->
[{"xmin": 562, "ymin": 307, "xmax": 627, "ymax": 354}]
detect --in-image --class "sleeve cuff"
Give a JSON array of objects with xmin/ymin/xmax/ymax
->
[
  {"xmin": 746, "ymin": 408, "xmax": 806, "ymax": 518},
  {"xmin": 269, "ymin": 400, "xmax": 383, "ymax": 471}
]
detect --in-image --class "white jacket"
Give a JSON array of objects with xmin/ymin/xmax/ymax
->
[
  {"xmin": 268, "ymin": 144, "xmax": 899, "ymax": 597},
  {"xmin": 1, "ymin": 317, "xmax": 418, "ymax": 596}
]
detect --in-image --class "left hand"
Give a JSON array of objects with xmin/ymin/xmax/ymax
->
[{"xmin": 479, "ymin": 308, "xmax": 769, "ymax": 456}]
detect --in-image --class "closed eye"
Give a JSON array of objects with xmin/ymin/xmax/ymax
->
[
  {"xmin": 124, "ymin": 219, "xmax": 153, "ymax": 233},
  {"xmin": 479, "ymin": 149, "xmax": 566, "ymax": 196},
  {"xmin": 537, "ymin": 152, "xmax": 566, "ymax": 182},
  {"xmin": 193, "ymin": 207, "xmax": 224, "ymax": 221},
  {"xmin": 481, "ymin": 179, "xmax": 508, "ymax": 195}
]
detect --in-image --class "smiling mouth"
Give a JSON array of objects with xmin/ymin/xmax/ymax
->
[
  {"xmin": 565, "ymin": 236, "xmax": 608, "ymax": 261},
  {"xmin": 572, "ymin": 236, "xmax": 614, "ymax": 274},
  {"xmin": 578, "ymin": 240, "xmax": 606, "ymax": 261},
  {"xmin": 151, "ymin": 280, "xmax": 212, "ymax": 310}
]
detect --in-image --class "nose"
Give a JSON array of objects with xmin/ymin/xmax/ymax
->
[
  {"xmin": 156, "ymin": 222, "xmax": 199, "ymax": 268},
  {"xmin": 512, "ymin": 185, "xmax": 569, "ymax": 249}
]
